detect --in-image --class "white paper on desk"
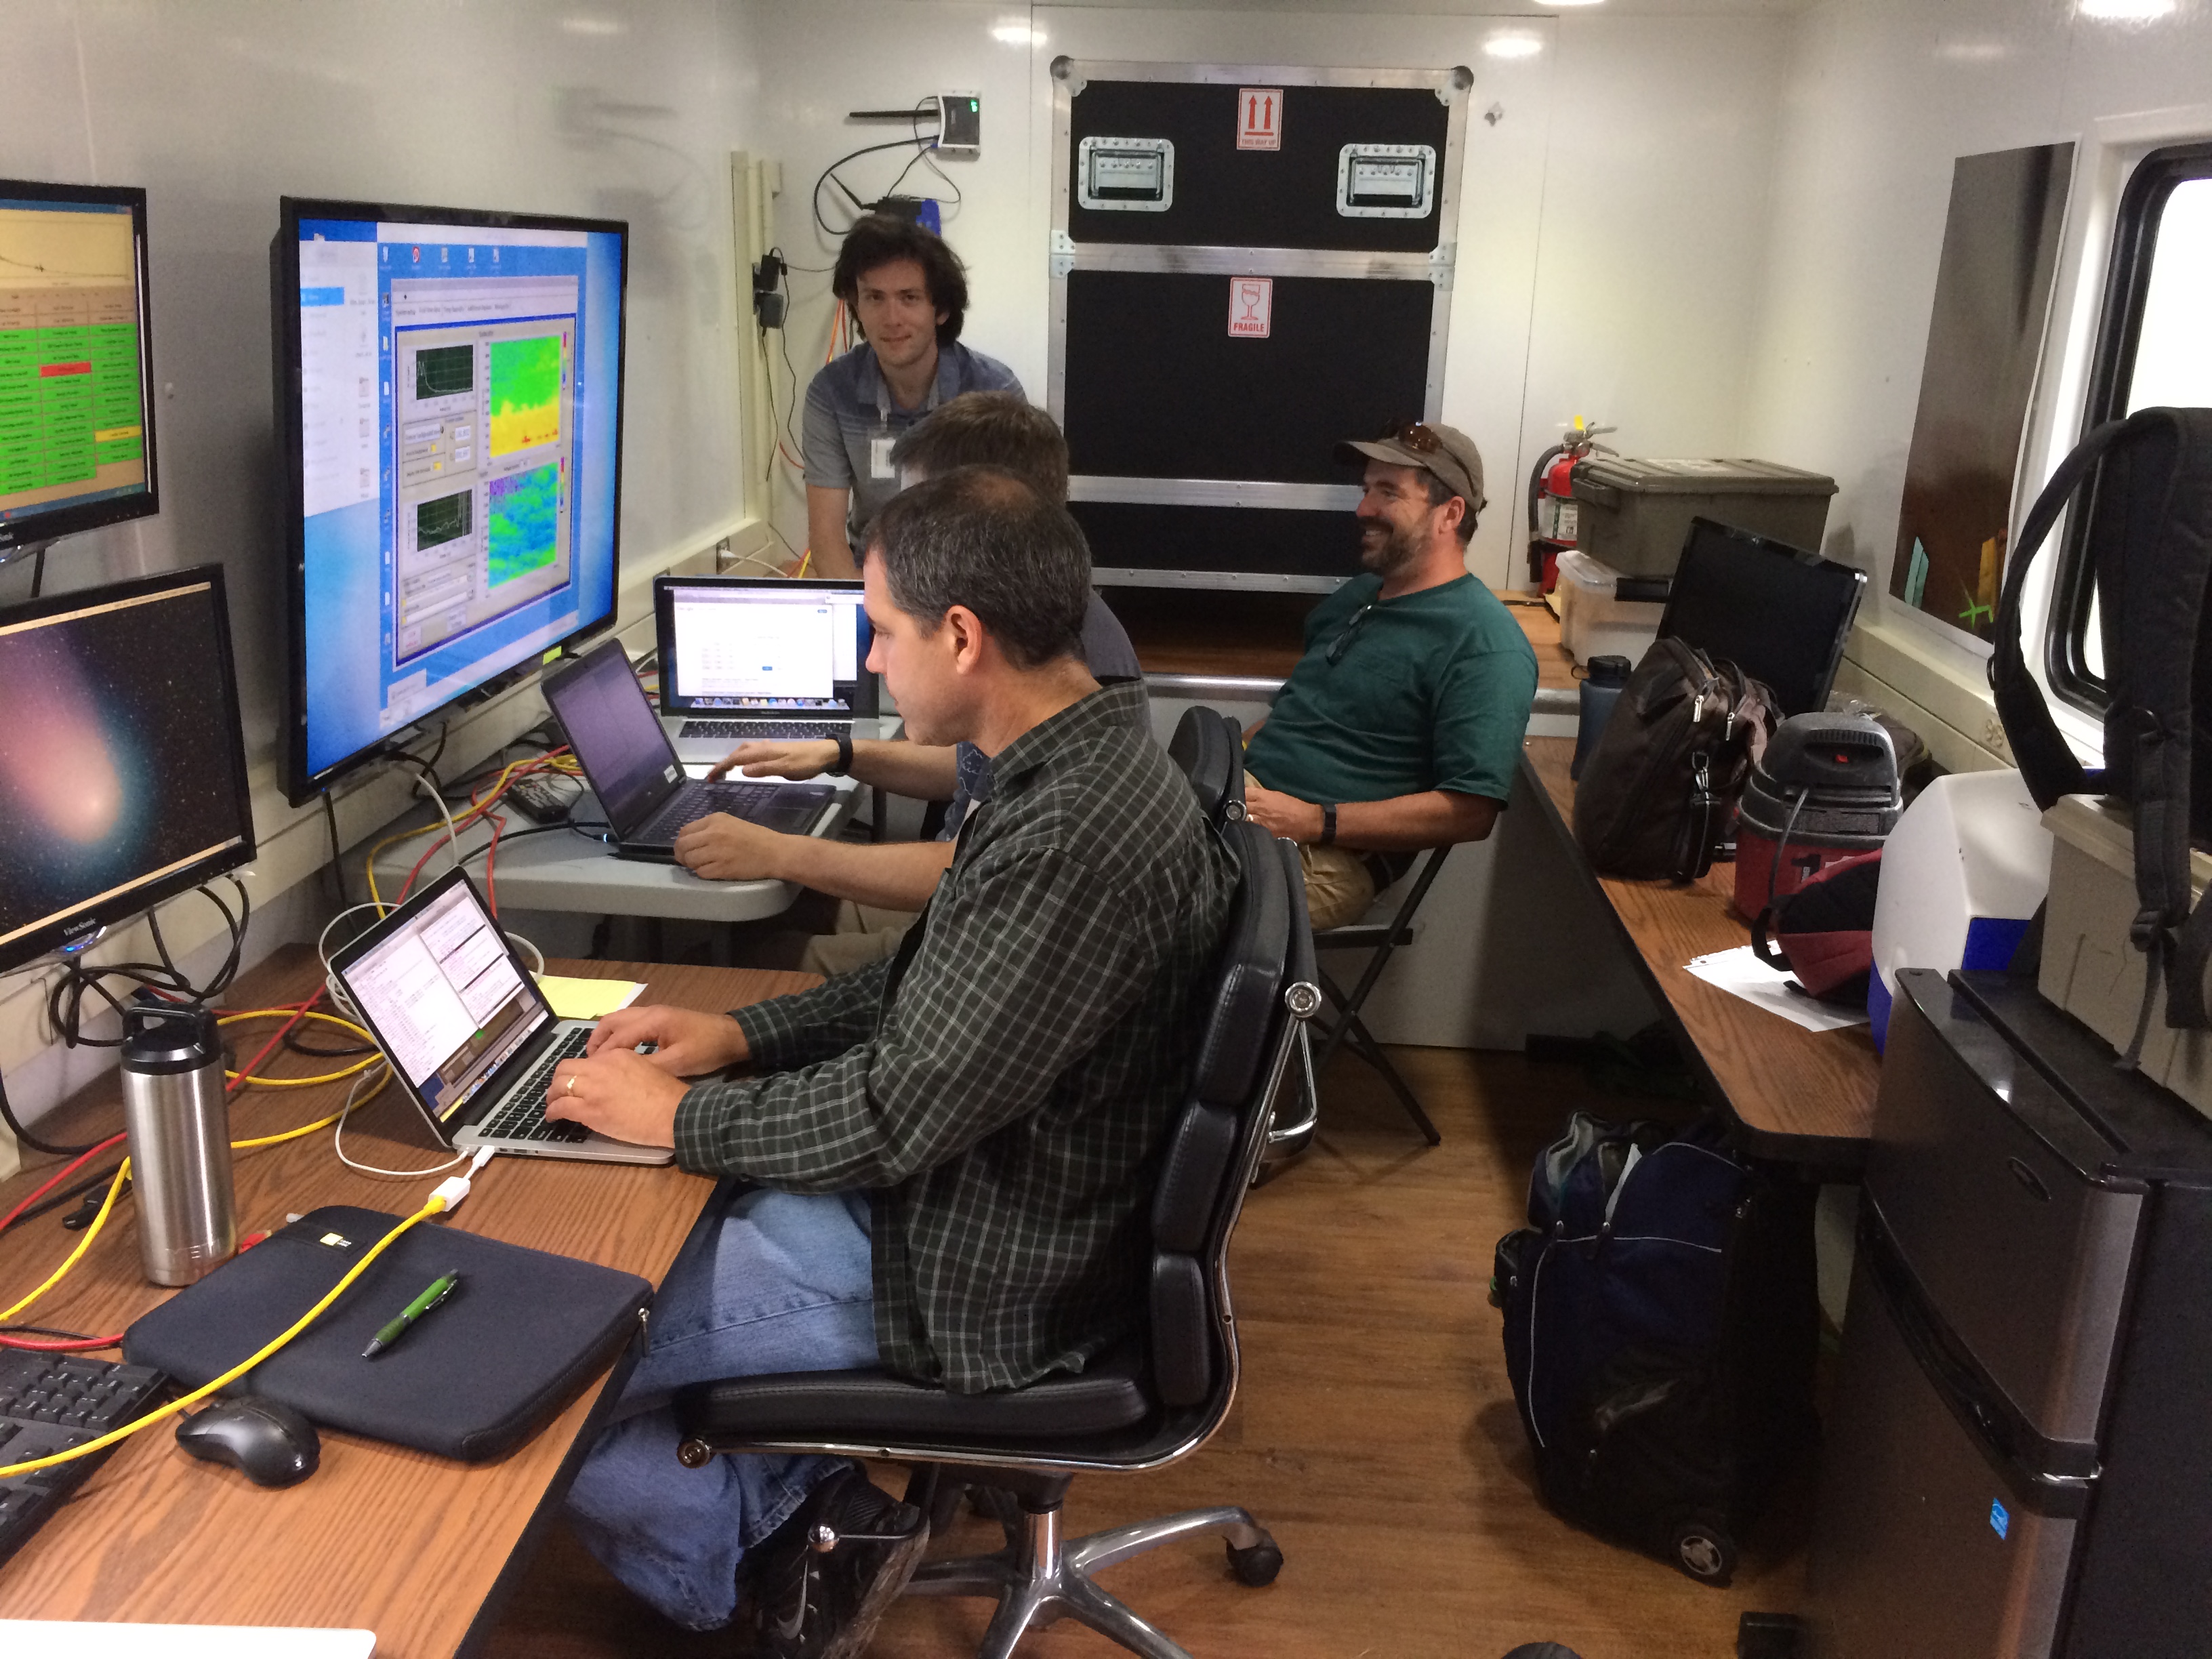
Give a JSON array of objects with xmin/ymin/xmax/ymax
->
[
  {"xmin": 1682, "ymin": 945, "xmax": 1870, "ymax": 1033},
  {"xmin": 0, "ymin": 1624, "xmax": 373, "ymax": 1658}
]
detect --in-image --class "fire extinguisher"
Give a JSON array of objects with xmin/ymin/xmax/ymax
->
[{"xmin": 1525, "ymin": 417, "xmax": 1616, "ymax": 591}]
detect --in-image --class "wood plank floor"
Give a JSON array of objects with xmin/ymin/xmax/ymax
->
[{"xmin": 484, "ymin": 1048, "xmax": 1809, "ymax": 1658}]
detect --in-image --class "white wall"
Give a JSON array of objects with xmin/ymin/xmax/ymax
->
[
  {"xmin": 750, "ymin": 3, "xmax": 1789, "ymax": 589},
  {"xmin": 1744, "ymin": 0, "xmax": 2212, "ymax": 769},
  {"xmin": 0, "ymin": 0, "xmax": 763, "ymax": 756}
]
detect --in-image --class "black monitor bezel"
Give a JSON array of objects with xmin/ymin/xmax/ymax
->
[
  {"xmin": 653, "ymin": 575, "xmax": 880, "ymax": 718},
  {"xmin": 272, "ymin": 194, "xmax": 630, "ymax": 805},
  {"xmin": 1657, "ymin": 516, "xmax": 1868, "ymax": 718},
  {"xmin": 0, "ymin": 179, "xmax": 160, "ymax": 556},
  {"xmin": 0, "ymin": 562, "xmax": 256, "ymax": 974}
]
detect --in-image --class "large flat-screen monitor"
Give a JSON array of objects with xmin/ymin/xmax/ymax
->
[
  {"xmin": 1658, "ymin": 517, "xmax": 1868, "ymax": 717},
  {"xmin": 0, "ymin": 565, "xmax": 255, "ymax": 973},
  {"xmin": 0, "ymin": 180, "xmax": 159, "ymax": 557},
  {"xmin": 273, "ymin": 197, "xmax": 628, "ymax": 802}
]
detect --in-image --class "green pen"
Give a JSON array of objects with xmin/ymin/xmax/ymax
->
[{"xmin": 361, "ymin": 1268, "xmax": 462, "ymax": 1359}]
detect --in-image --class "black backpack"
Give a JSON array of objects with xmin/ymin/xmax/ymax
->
[
  {"xmin": 1492, "ymin": 1113, "xmax": 1818, "ymax": 1586},
  {"xmin": 1992, "ymin": 407, "xmax": 2212, "ymax": 1050}
]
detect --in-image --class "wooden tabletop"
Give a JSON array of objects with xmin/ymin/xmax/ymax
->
[
  {"xmin": 0, "ymin": 946, "xmax": 815, "ymax": 1652},
  {"xmin": 1521, "ymin": 737, "xmax": 1880, "ymax": 1168}
]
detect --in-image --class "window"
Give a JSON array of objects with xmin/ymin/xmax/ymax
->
[{"xmin": 2049, "ymin": 143, "xmax": 2212, "ymax": 705}]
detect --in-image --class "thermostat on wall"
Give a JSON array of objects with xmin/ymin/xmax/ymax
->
[{"xmin": 1078, "ymin": 137, "xmax": 1174, "ymax": 211}]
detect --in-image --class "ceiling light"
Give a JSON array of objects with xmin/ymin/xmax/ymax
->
[
  {"xmin": 992, "ymin": 23, "xmax": 1044, "ymax": 47},
  {"xmin": 2078, "ymin": 0, "xmax": 2175, "ymax": 18},
  {"xmin": 560, "ymin": 16, "xmax": 623, "ymax": 35},
  {"xmin": 1484, "ymin": 33, "xmax": 1544, "ymax": 58},
  {"xmin": 1936, "ymin": 38, "xmax": 2009, "ymax": 61}
]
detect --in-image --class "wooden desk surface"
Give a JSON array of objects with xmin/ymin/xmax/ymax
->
[
  {"xmin": 0, "ymin": 946, "xmax": 815, "ymax": 1653},
  {"xmin": 1521, "ymin": 736, "xmax": 1879, "ymax": 1168}
]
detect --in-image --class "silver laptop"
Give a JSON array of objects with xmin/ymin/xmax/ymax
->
[
  {"xmin": 652, "ymin": 575, "xmax": 888, "ymax": 766},
  {"xmin": 329, "ymin": 867, "xmax": 674, "ymax": 1164}
]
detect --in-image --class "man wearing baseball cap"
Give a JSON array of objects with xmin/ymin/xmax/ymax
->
[{"xmin": 1241, "ymin": 420, "xmax": 1539, "ymax": 928}]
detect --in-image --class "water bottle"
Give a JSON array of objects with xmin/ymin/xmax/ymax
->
[
  {"xmin": 1572, "ymin": 654, "xmax": 1634, "ymax": 782},
  {"xmin": 119, "ymin": 1002, "xmax": 237, "ymax": 1286}
]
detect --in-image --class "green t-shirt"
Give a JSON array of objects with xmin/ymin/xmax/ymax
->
[{"xmin": 1244, "ymin": 573, "xmax": 1538, "ymax": 806}]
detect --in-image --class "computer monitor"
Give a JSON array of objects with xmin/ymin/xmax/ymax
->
[
  {"xmin": 1658, "ymin": 518, "xmax": 1868, "ymax": 717},
  {"xmin": 273, "ymin": 197, "xmax": 628, "ymax": 803},
  {"xmin": 0, "ymin": 565, "xmax": 255, "ymax": 973},
  {"xmin": 653, "ymin": 577, "xmax": 878, "ymax": 716},
  {"xmin": 0, "ymin": 181, "xmax": 159, "ymax": 557}
]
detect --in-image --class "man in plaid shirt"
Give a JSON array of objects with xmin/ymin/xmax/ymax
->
[{"xmin": 546, "ymin": 468, "xmax": 1237, "ymax": 1657}]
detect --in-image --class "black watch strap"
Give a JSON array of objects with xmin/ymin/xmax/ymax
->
[
  {"xmin": 1319, "ymin": 803, "xmax": 1338, "ymax": 846},
  {"xmin": 830, "ymin": 732, "xmax": 855, "ymax": 775}
]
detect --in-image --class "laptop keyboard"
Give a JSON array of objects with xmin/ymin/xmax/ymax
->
[
  {"xmin": 0, "ymin": 1352, "xmax": 169, "ymax": 1567},
  {"xmin": 475, "ymin": 1027, "xmax": 594, "ymax": 1144},
  {"xmin": 636, "ymin": 780, "xmax": 788, "ymax": 843},
  {"xmin": 677, "ymin": 719, "xmax": 845, "ymax": 741}
]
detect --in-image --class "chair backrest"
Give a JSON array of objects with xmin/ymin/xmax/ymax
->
[
  {"xmin": 1168, "ymin": 705, "xmax": 1247, "ymax": 827},
  {"xmin": 1145, "ymin": 819, "xmax": 1315, "ymax": 1410}
]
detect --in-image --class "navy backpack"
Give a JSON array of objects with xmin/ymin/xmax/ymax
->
[{"xmin": 1493, "ymin": 1113, "xmax": 1818, "ymax": 1584}]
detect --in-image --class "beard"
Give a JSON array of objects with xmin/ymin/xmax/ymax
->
[{"xmin": 1356, "ymin": 514, "xmax": 1423, "ymax": 579}]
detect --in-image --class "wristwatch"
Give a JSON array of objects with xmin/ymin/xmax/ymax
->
[
  {"xmin": 1318, "ymin": 803, "xmax": 1338, "ymax": 846},
  {"xmin": 828, "ymin": 733, "xmax": 855, "ymax": 776}
]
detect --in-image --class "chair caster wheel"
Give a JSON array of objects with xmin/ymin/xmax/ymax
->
[
  {"xmin": 1671, "ymin": 1515, "xmax": 1737, "ymax": 1586},
  {"xmin": 1227, "ymin": 1533, "xmax": 1284, "ymax": 1587}
]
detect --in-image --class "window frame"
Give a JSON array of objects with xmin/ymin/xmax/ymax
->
[{"xmin": 2046, "ymin": 140, "xmax": 2212, "ymax": 712}]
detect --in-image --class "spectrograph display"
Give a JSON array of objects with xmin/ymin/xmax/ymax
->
[
  {"xmin": 488, "ymin": 335, "xmax": 560, "ymax": 455},
  {"xmin": 487, "ymin": 464, "xmax": 558, "ymax": 586}
]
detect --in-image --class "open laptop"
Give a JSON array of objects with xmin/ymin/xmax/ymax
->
[
  {"xmin": 329, "ymin": 868, "xmax": 673, "ymax": 1164},
  {"xmin": 1659, "ymin": 517, "xmax": 1868, "ymax": 717},
  {"xmin": 542, "ymin": 638, "xmax": 836, "ymax": 859},
  {"xmin": 653, "ymin": 575, "xmax": 886, "ymax": 766}
]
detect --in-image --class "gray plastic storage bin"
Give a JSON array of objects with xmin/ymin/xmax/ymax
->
[{"xmin": 1570, "ymin": 457, "xmax": 1838, "ymax": 580}]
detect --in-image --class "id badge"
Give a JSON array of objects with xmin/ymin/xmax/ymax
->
[{"xmin": 870, "ymin": 434, "xmax": 897, "ymax": 480}]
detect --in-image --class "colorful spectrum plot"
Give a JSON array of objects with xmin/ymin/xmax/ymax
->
[
  {"xmin": 487, "ymin": 464, "xmax": 558, "ymax": 586},
  {"xmin": 488, "ymin": 335, "xmax": 561, "ymax": 455}
]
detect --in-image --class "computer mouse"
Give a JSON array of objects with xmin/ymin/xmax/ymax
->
[{"xmin": 174, "ymin": 1396, "xmax": 321, "ymax": 1488}]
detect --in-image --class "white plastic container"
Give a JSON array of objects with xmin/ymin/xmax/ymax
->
[
  {"xmin": 2039, "ymin": 793, "xmax": 2212, "ymax": 1119},
  {"xmin": 1555, "ymin": 548, "xmax": 1666, "ymax": 668},
  {"xmin": 1867, "ymin": 769, "xmax": 2051, "ymax": 1050}
]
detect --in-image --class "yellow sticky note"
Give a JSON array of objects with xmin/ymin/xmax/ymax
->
[{"xmin": 535, "ymin": 975, "xmax": 647, "ymax": 1021}]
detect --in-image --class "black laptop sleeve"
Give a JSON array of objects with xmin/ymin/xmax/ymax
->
[{"xmin": 124, "ymin": 1206, "xmax": 653, "ymax": 1461}]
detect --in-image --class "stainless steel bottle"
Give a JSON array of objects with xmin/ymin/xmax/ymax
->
[{"xmin": 119, "ymin": 1003, "xmax": 237, "ymax": 1286}]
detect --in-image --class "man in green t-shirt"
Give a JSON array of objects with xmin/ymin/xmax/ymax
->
[{"xmin": 1242, "ymin": 422, "xmax": 1539, "ymax": 928}]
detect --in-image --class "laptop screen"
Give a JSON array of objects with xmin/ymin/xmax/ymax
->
[
  {"xmin": 1658, "ymin": 518, "xmax": 1867, "ymax": 718},
  {"xmin": 655, "ymin": 577, "xmax": 874, "ymax": 714},
  {"xmin": 339, "ymin": 873, "xmax": 550, "ymax": 1128},
  {"xmin": 544, "ymin": 639, "xmax": 684, "ymax": 830}
]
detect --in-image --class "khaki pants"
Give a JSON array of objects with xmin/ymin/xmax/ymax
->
[
  {"xmin": 1299, "ymin": 843, "xmax": 1378, "ymax": 931},
  {"xmin": 798, "ymin": 900, "xmax": 920, "ymax": 977}
]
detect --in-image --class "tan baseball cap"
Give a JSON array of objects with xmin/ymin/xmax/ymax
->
[{"xmin": 1335, "ymin": 421, "xmax": 1487, "ymax": 516}]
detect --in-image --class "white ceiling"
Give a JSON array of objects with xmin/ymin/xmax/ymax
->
[{"xmin": 1036, "ymin": 1, "xmax": 1817, "ymax": 16}]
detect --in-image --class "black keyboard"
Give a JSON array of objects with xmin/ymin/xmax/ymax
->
[
  {"xmin": 474, "ymin": 1027, "xmax": 594, "ymax": 1144},
  {"xmin": 0, "ymin": 1350, "xmax": 169, "ymax": 1566},
  {"xmin": 636, "ymin": 780, "xmax": 785, "ymax": 842},
  {"xmin": 677, "ymin": 718, "xmax": 846, "ymax": 741}
]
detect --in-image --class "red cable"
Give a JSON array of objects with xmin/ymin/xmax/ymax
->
[
  {"xmin": 0, "ymin": 1133, "xmax": 127, "ymax": 1236},
  {"xmin": 226, "ymin": 989, "xmax": 325, "ymax": 1096},
  {"xmin": 485, "ymin": 811, "xmax": 506, "ymax": 917},
  {"xmin": 0, "ymin": 1332, "xmax": 124, "ymax": 1352}
]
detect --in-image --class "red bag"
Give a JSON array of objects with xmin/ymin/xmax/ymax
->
[{"xmin": 1750, "ymin": 851, "xmax": 1881, "ymax": 1002}]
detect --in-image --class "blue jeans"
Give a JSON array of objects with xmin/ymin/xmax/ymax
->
[{"xmin": 565, "ymin": 1183, "xmax": 878, "ymax": 1630}]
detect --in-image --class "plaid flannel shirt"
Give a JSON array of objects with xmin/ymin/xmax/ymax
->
[{"xmin": 672, "ymin": 681, "xmax": 1239, "ymax": 1393}]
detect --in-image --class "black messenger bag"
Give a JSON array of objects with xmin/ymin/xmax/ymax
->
[{"xmin": 1990, "ymin": 406, "xmax": 2212, "ymax": 1048}]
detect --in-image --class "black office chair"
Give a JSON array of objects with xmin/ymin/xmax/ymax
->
[
  {"xmin": 1165, "ymin": 706, "xmax": 1443, "ymax": 1162},
  {"xmin": 672, "ymin": 819, "xmax": 1317, "ymax": 1659},
  {"xmin": 1166, "ymin": 705, "xmax": 1246, "ymax": 828}
]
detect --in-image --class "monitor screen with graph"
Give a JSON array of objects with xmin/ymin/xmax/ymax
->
[
  {"xmin": 0, "ymin": 180, "xmax": 158, "ymax": 556},
  {"xmin": 274, "ymin": 197, "xmax": 627, "ymax": 802}
]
